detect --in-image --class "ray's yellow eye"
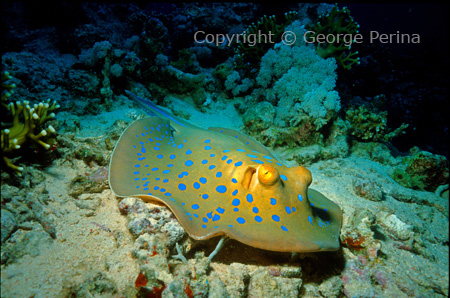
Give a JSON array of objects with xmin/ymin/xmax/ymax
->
[{"xmin": 257, "ymin": 164, "xmax": 280, "ymax": 185}]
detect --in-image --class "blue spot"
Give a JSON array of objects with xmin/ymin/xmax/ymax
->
[
  {"xmin": 153, "ymin": 147, "xmax": 160, "ymax": 151},
  {"xmin": 285, "ymin": 206, "xmax": 292, "ymax": 214},
  {"xmin": 202, "ymin": 217, "xmax": 208, "ymax": 223},
  {"xmin": 201, "ymin": 159, "xmax": 208, "ymax": 164},
  {"xmin": 246, "ymin": 194, "xmax": 253, "ymax": 203},
  {"xmin": 164, "ymin": 192, "xmax": 172, "ymax": 196},
  {"xmin": 208, "ymin": 165, "xmax": 216, "ymax": 170},
  {"xmin": 281, "ymin": 225, "xmax": 288, "ymax": 231},
  {"xmin": 134, "ymin": 178, "xmax": 140, "ymax": 181},
  {"xmin": 236, "ymin": 149, "xmax": 246, "ymax": 152},
  {"xmin": 223, "ymin": 149, "xmax": 230, "ymax": 153},
  {"xmin": 151, "ymin": 167, "xmax": 159, "ymax": 171},
  {"xmin": 231, "ymin": 178, "xmax": 237, "ymax": 183},
  {"xmin": 205, "ymin": 146, "xmax": 212, "ymax": 150},
  {"xmin": 263, "ymin": 156, "xmax": 273, "ymax": 159},
  {"xmin": 233, "ymin": 208, "xmax": 239, "ymax": 212},
  {"xmin": 232, "ymin": 189, "xmax": 238, "ymax": 196},
  {"xmin": 202, "ymin": 194, "xmax": 209, "ymax": 199},
  {"xmin": 137, "ymin": 157, "xmax": 146, "ymax": 161},
  {"xmin": 154, "ymin": 186, "xmax": 159, "ymax": 190},
  {"xmin": 162, "ymin": 170, "xmax": 171, "ymax": 174},
  {"xmin": 216, "ymin": 172, "xmax": 222, "ymax": 178},
  {"xmin": 270, "ymin": 198, "xmax": 277, "ymax": 205},
  {"xmin": 216, "ymin": 185, "xmax": 227, "ymax": 193},
  {"xmin": 232, "ymin": 198, "xmax": 240, "ymax": 206},
  {"xmin": 141, "ymin": 148, "xmax": 147, "ymax": 153},
  {"xmin": 193, "ymin": 182, "xmax": 200, "ymax": 189},
  {"xmin": 135, "ymin": 164, "xmax": 140, "ymax": 168},
  {"xmin": 163, "ymin": 179, "xmax": 169, "ymax": 183},
  {"xmin": 216, "ymin": 207, "xmax": 225, "ymax": 214},
  {"xmin": 202, "ymin": 225, "xmax": 207, "ymax": 229},
  {"xmin": 169, "ymin": 154, "xmax": 176, "ymax": 159},
  {"xmin": 272, "ymin": 215, "xmax": 280, "ymax": 222},
  {"xmin": 185, "ymin": 160, "xmax": 194, "ymax": 167},
  {"xmin": 252, "ymin": 207, "xmax": 259, "ymax": 213},
  {"xmin": 199, "ymin": 177, "xmax": 207, "ymax": 184},
  {"xmin": 226, "ymin": 159, "xmax": 232, "ymax": 164},
  {"xmin": 298, "ymin": 194, "xmax": 303, "ymax": 202},
  {"xmin": 192, "ymin": 204, "xmax": 200, "ymax": 210},
  {"xmin": 207, "ymin": 213, "xmax": 212, "ymax": 219},
  {"xmin": 212, "ymin": 214, "xmax": 220, "ymax": 221},
  {"xmin": 236, "ymin": 217, "xmax": 246, "ymax": 224},
  {"xmin": 280, "ymin": 174, "xmax": 287, "ymax": 181},
  {"xmin": 178, "ymin": 144, "xmax": 184, "ymax": 149},
  {"xmin": 292, "ymin": 207, "xmax": 297, "ymax": 212},
  {"xmin": 276, "ymin": 162, "xmax": 283, "ymax": 167},
  {"xmin": 247, "ymin": 154, "xmax": 258, "ymax": 158},
  {"xmin": 221, "ymin": 156, "xmax": 228, "ymax": 161},
  {"xmin": 234, "ymin": 161, "xmax": 243, "ymax": 167},
  {"xmin": 133, "ymin": 171, "xmax": 139, "ymax": 175},
  {"xmin": 210, "ymin": 153, "xmax": 216, "ymax": 157},
  {"xmin": 204, "ymin": 139, "xmax": 211, "ymax": 143},
  {"xmin": 160, "ymin": 188, "xmax": 166, "ymax": 192},
  {"xmin": 167, "ymin": 164, "xmax": 174, "ymax": 167},
  {"xmin": 252, "ymin": 159, "xmax": 264, "ymax": 164},
  {"xmin": 186, "ymin": 149, "xmax": 192, "ymax": 155},
  {"xmin": 157, "ymin": 154, "xmax": 163, "ymax": 159},
  {"xmin": 308, "ymin": 216, "xmax": 313, "ymax": 224},
  {"xmin": 178, "ymin": 183, "xmax": 187, "ymax": 191},
  {"xmin": 255, "ymin": 216, "xmax": 263, "ymax": 223}
]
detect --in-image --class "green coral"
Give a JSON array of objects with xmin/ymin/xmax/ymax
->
[
  {"xmin": 235, "ymin": 11, "xmax": 298, "ymax": 69},
  {"xmin": 391, "ymin": 147, "xmax": 449, "ymax": 191},
  {"xmin": 306, "ymin": 4, "xmax": 360, "ymax": 69},
  {"xmin": 1, "ymin": 89, "xmax": 59, "ymax": 173},
  {"xmin": 345, "ymin": 105, "xmax": 408, "ymax": 143},
  {"xmin": 2, "ymin": 71, "xmax": 16, "ymax": 108}
]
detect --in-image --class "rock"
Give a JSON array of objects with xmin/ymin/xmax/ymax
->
[
  {"xmin": 248, "ymin": 268, "xmax": 302, "ymax": 297},
  {"xmin": 1, "ymin": 209, "xmax": 17, "ymax": 243},
  {"xmin": 243, "ymin": 101, "xmax": 275, "ymax": 132},
  {"xmin": 352, "ymin": 178, "xmax": 384, "ymax": 201}
]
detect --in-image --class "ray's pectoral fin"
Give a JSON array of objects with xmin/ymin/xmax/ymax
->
[
  {"xmin": 308, "ymin": 188, "xmax": 343, "ymax": 249},
  {"xmin": 109, "ymin": 116, "xmax": 173, "ymax": 197}
]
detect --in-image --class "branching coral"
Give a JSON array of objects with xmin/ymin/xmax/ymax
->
[
  {"xmin": 235, "ymin": 11, "xmax": 298, "ymax": 69},
  {"xmin": 1, "ymin": 99, "xmax": 59, "ymax": 172},
  {"xmin": 2, "ymin": 71, "xmax": 16, "ymax": 108},
  {"xmin": 306, "ymin": 4, "xmax": 360, "ymax": 69},
  {"xmin": 345, "ymin": 105, "xmax": 408, "ymax": 142}
]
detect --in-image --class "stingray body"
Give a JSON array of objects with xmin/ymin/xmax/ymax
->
[{"xmin": 109, "ymin": 92, "xmax": 342, "ymax": 252}]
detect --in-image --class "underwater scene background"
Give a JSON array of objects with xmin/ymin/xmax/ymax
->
[{"xmin": 1, "ymin": 3, "xmax": 448, "ymax": 297}]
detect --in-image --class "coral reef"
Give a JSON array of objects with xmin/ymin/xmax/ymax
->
[
  {"xmin": 1, "ymin": 99, "xmax": 59, "ymax": 172},
  {"xmin": 254, "ymin": 20, "xmax": 340, "ymax": 129},
  {"xmin": 305, "ymin": 4, "xmax": 360, "ymax": 69},
  {"xmin": 345, "ymin": 105, "xmax": 408, "ymax": 142},
  {"xmin": 235, "ymin": 11, "xmax": 298, "ymax": 68},
  {"xmin": 1, "ymin": 71, "xmax": 16, "ymax": 108},
  {"xmin": 391, "ymin": 146, "xmax": 449, "ymax": 192}
]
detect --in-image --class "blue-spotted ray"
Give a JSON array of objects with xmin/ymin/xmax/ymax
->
[{"xmin": 109, "ymin": 92, "xmax": 342, "ymax": 252}]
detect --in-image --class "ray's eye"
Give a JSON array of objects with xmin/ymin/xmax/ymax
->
[{"xmin": 257, "ymin": 164, "xmax": 280, "ymax": 186}]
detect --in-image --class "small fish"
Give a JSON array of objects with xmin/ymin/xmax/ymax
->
[{"xmin": 109, "ymin": 91, "xmax": 342, "ymax": 252}]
